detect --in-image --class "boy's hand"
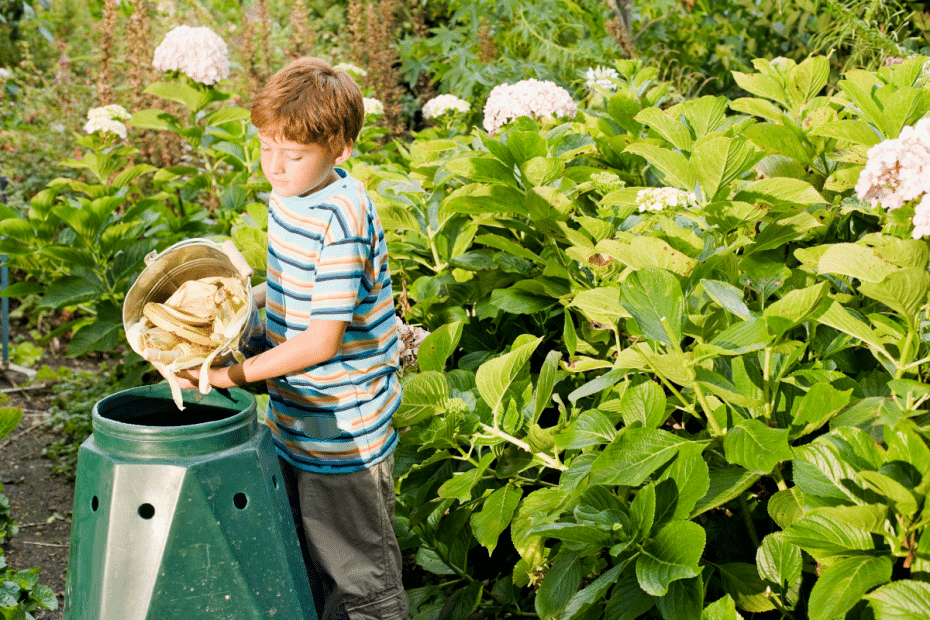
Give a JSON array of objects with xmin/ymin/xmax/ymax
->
[{"xmin": 152, "ymin": 361, "xmax": 200, "ymax": 390}]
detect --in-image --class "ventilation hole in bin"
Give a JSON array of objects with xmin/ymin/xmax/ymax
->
[
  {"xmin": 233, "ymin": 493, "xmax": 248, "ymax": 510},
  {"xmin": 91, "ymin": 496, "xmax": 99, "ymax": 512},
  {"xmin": 138, "ymin": 503, "xmax": 155, "ymax": 519},
  {"xmin": 272, "ymin": 475, "xmax": 279, "ymax": 489}
]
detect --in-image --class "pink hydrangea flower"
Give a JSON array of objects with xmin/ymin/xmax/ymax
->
[
  {"xmin": 482, "ymin": 78, "xmax": 577, "ymax": 134},
  {"xmin": 152, "ymin": 25, "xmax": 230, "ymax": 85}
]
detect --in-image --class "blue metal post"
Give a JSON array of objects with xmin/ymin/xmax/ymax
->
[{"xmin": 0, "ymin": 175, "xmax": 8, "ymax": 367}]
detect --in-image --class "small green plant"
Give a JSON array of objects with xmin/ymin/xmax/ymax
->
[
  {"xmin": 41, "ymin": 360, "xmax": 146, "ymax": 477},
  {"xmin": 0, "ymin": 402, "xmax": 57, "ymax": 618}
]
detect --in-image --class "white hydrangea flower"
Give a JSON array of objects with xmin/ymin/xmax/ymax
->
[
  {"xmin": 87, "ymin": 104, "xmax": 131, "ymax": 122},
  {"xmin": 912, "ymin": 194, "xmax": 930, "ymax": 239},
  {"xmin": 482, "ymin": 78, "xmax": 578, "ymax": 134},
  {"xmin": 584, "ymin": 66, "xmax": 619, "ymax": 92},
  {"xmin": 396, "ymin": 316, "xmax": 430, "ymax": 371},
  {"xmin": 334, "ymin": 62, "xmax": 367, "ymax": 78},
  {"xmin": 84, "ymin": 116, "xmax": 128, "ymax": 139},
  {"xmin": 635, "ymin": 187, "xmax": 698, "ymax": 213},
  {"xmin": 363, "ymin": 97, "xmax": 384, "ymax": 117},
  {"xmin": 152, "ymin": 25, "xmax": 230, "ymax": 85},
  {"xmin": 0, "ymin": 68, "xmax": 11, "ymax": 80},
  {"xmin": 422, "ymin": 94, "xmax": 470, "ymax": 119},
  {"xmin": 855, "ymin": 117, "xmax": 930, "ymax": 212}
]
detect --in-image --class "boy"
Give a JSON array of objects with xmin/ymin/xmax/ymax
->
[{"xmin": 172, "ymin": 57, "xmax": 407, "ymax": 620}]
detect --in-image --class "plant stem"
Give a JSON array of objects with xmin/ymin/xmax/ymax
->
[
  {"xmin": 478, "ymin": 422, "xmax": 566, "ymax": 470},
  {"xmin": 739, "ymin": 494, "xmax": 761, "ymax": 548}
]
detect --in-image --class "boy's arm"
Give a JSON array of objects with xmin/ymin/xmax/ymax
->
[
  {"xmin": 175, "ymin": 319, "xmax": 347, "ymax": 389},
  {"xmin": 252, "ymin": 281, "xmax": 267, "ymax": 308}
]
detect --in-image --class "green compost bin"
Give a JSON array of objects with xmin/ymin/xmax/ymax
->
[{"xmin": 64, "ymin": 384, "xmax": 317, "ymax": 620}]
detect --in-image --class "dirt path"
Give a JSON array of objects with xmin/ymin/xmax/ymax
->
[{"xmin": 1, "ymin": 375, "xmax": 73, "ymax": 620}]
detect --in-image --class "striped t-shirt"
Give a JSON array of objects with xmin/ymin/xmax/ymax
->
[{"xmin": 263, "ymin": 167, "xmax": 401, "ymax": 474}]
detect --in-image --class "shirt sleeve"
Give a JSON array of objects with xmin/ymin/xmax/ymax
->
[{"xmin": 309, "ymin": 194, "xmax": 370, "ymax": 322}]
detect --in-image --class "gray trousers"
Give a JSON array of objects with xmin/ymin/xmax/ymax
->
[{"xmin": 279, "ymin": 456, "xmax": 409, "ymax": 620}]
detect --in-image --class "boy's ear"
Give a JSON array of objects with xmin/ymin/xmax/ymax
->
[{"xmin": 334, "ymin": 142, "xmax": 353, "ymax": 166}]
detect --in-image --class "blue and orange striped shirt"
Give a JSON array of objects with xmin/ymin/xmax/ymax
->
[{"xmin": 263, "ymin": 167, "xmax": 401, "ymax": 474}]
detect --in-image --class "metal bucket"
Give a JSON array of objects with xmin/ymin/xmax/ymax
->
[{"xmin": 122, "ymin": 238, "xmax": 258, "ymax": 365}]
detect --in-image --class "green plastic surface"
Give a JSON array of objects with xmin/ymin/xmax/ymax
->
[{"xmin": 64, "ymin": 384, "xmax": 317, "ymax": 620}]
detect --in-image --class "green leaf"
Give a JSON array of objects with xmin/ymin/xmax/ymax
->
[
  {"xmin": 732, "ymin": 72, "xmax": 788, "ymax": 106},
  {"xmin": 442, "ymin": 581, "xmax": 483, "ymax": 619},
  {"xmin": 621, "ymin": 267, "xmax": 685, "ymax": 346},
  {"xmin": 534, "ymin": 350, "xmax": 561, "ymax": 425},
  {"xmin": 809, "ymin": 556, "xmax": 893, "ymax": 620},
  {"xmin": 748, "ymin": 212, "xmax": 824, "ymax": 255},
  {"xmin": 522, "ymin": 156, "xmax": 565, "ymax": 187},
  {"xmin": 767, "ymin": 488, "xmax": 804, "ymax": 529},
  {"xmin": 112, "ymin": 163, "xmax": 157, "ymax": 189},
  {"xmin": 865, "ymin": 579, "xmax": 930, "ymax": 620},
  {"xmin": 536, "ymin": 551, "xmax": 584, "ymax": 619},
  {"xmin": 733, "ymin": 177, "xmax": 825, "ymax": 206},
  {"xmin": 656, "ymin": 444, "xmax": 710, "ymax": 522},
  {"xmin": 691, "ymin": 468, "xmax": 760, "ymax": 518},
  {"xmin": 623, "ymin": 143, "xmax": 695, "ymax": 190},
  {"xmin": 39, "ymin": 275, "xmax": 104, "ymax": 309},
  {"xmin": 790, "ymin": 383, "xmax": 853, "ymax": 439},
  {"xmin": 701, "ymin": 279, "xmax": 753, "ymax": 320},
  {"xmin": 437, "ymin": 453, "xmax": 495, "ymax": 503},
  {"xmin": 203, "ymin": 105, "xmax": 251, "ymax": 126},
  {"xmin": 476, "ymin": 337, "xmax": 542, "ymax": 416},
  {"xmin": 555, "ymin": 410, "xmax": 617, "ymax": 450},
  {"xmin": 471, "ymin": 484, "xmax": 522, "ymax": 555},
  {"xmin": 444, "ymin": 182, "xmax": 527, "ymax": 215},
  {"xmin": 635, "ymin": 107, "xmax": 694, "ymax": 151},
  {"xmin": 476, "ymin": 233, "xmax": 545, "ymax": 264},
  {"xmin": 781, "ymin": 512, "xmax": 874, "ymax": 559},
  {"xmin": 559, "ymin": 562, "xmax": 624, "ymax": 620},
  {"xmin": 569, "ymin": 287, "xmax": 630, "ymax": 324},
  {"xmin": 0, "ymin": 407, "xmax": 23, "ymax": 440},
  {"xmin": 619, "ymin": 380, "xmax": 667, "ymax": 429},
  {"xmin": 723, "ymin": 418, "xmax": 793, "ymax": 474},
  {"xmin": 654, "ymin": 575, "xmax": 703, "ymax": 620},
  {"xmin": 67, "ymin": 305, "xmax": 123, "ymax": 356},
  {"xmin": 491, "ymin": 287, "xmax": 556, "ymax": 314},
  {"xmin": 605, "ymin": 569, "xmax": 655, "ymax": 620},
  {"xmin": 701, "ymin": 595, "xmax": 742, "ymax": 620},
  {"xmin": 591, "ymin": 428, "xmax": 690, "ymax": 487},
  {"xmin": 630, "ymin": 483, "xmax": 656, "ymax": 540},
  {"xmin": 756, "ymin": 534, "xmax": 802, "ymax": 594},
  {"xmin": 860, "ymin": 268, "xmax": 930, "ymax": 317},
  {"xmin": 128, "ymin": 108, "xmax": 177, "ymax": 131},
  {"xmin": 809, "ymin": 120, "xmax": 882, "ymax": 146},
  {"xmin": 717, "ymin": 563, "xmax": 775, "ymax": 613},
  {"xmin": 394, "ymin": 372, "xmax": 448, "ymax": 427},
  {"xmin": 635, "ymin": 521, "xmax": 705, "ymax": 596},
  {"xmin": 445, "ymin": 154, "xmax": 518, "ymax": 185},
  {"xmin": 763, "ymin": 281, "xmax": 830, "ymax": 335},
  {"xmin": 815, "ymin": 301, "xmax": 889, "ymax": 357},
  {"xmin": 857, "ymin": 471, "xmax": 918, "ymax": 516},
  {"xmin": 417, "ymin": 320, "xmax": 464, "ymax": 373},
  {"xmin": 817, "ymin": 243, "xmax": 898, "ymax": 283},
  {"xmin": 144, "ymin": 81, "xmax": 209, "ymax": 112}
]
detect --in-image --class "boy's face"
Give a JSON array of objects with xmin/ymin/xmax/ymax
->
[{"xmin": 257, "ymin": 132, "xmax": 351, "ymax": 198}]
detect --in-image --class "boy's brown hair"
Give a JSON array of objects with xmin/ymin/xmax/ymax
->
[{"xmin": 251, "ymin": 57, "xmax": 364, "ymax": 156}]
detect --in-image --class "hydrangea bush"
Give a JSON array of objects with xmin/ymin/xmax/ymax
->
[
  {"xmin": 152, "ymin": 25, "xmax": 230, "ymax": 85},
  {"xmin": 482, "ymin": 78, "xmax": 577, "ymax": 133}
]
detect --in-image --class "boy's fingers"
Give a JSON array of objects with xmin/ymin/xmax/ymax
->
[{"xmin": 221, "ymin": 240, "xmax": 254, "ymax": 279}]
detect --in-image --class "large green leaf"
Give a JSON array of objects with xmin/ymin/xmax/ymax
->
[
  {"xmin": 445, "ymin": 154, "xmax": 518, "ymax": 185},
  {"xmin": 756, "ymin": 534, "xmax": 802, "ymax": 595},
  {"xmin": 656, "ymin": 444, "xmax": 710, "ymax": 522},
  {"xmin": 865, "ymin": 580, "xmax": 930, "ymax": 620},
  {"xmin": 635, "ymin": 521, "xmax": 705, "ymax": 596},
  {"xmin": 809, "ymin": 556, "xmax": 892, "ymax": 620},
  {"xmin": 654, "ymin": 575, "xmax": 703, "ymax": 620},
  {"xmin": 590, "ymin": 428, "xmax": 690, "ymax": 487},
  {"xmin": 621, "ymin": 268, "xmax": 685, "ymax": 346},
  {"xmin": 789, "ymin": 383, "xmax": 853, "ymax": 439},
  {"xmin": 536, "ymin": 551, "xmax": 584, "ymax": 619},
  {"xmin": 476, "ymin": 337, "xmax": 542, "ymax": 416},
  {"xmin": 733, "ymin": 178, "xmax": 825, "ymax": 207},
  {"xmin": 569, "ymin": 286, "xmax": 630, "ymax": 325},
  {"xmin": 559, "ymin": 562, "xmax": 625, "ymax": 620},
  {"xmin": 619, "ymin": 380, "xmax": 667, "ymax": 429},
  {"xmin": 394, "ymin": 372, "xmax": 448, "ymax": 427},
  {"xmin": 605, "ymin": 569, "xmax": 655, "ymax": 620},
  {"xmin": 417, "ymin": 320, "xmax": 464, "ymax": 373},
  {"xmin": 860, "ymin": 268, "xmax": 930, "ymax": 317},
  {"xmin": 717, "ymin": 563, "xmax": 775, "ymax": 613},
  {"xmin": 701, "ymin": 595, "xmax": 742, "ymax": 620},
  {"xmin": 701, "ymin": 279, "xmax": 753, "ymax": 320},
  {"xmin": 781, "ymin": 512, "xmax": 874, "ymax": 559},
  {"xmin": 635, "ymin": 107, "xmax": 695, "ymax": 151},
  {"xmin": 623, "ymin": 143, "xmax": 695, "ymax": 190},
  {"xmin": 0, "ymin": 407, "xmax": 22, "ymax": 440},
  {"xmin": 723, "ymin": 418, "xmax": 793, "ymax": 474},
  {"xmin": 471, "ymin": 484, "xmax": 522, "ymax": 555},
  {"xmin": 690, "ymin": 467, "xmax": 760, "ymax": 518}
]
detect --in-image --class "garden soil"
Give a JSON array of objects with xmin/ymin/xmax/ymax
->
[{"xmin": 1, "ymin": 360, "xmax": 89, "ymax": 620}]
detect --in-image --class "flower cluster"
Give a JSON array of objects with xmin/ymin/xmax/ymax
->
[
  {"xmin": 334, "ymin": 62, "xmax": 367, "ymax": 79},
  {"xmin": 84, "ymin": 104, "xmax": 131, "ymax": 139},
  {"xmin": 363, "ymin": 97, "xmax": 384, "ymax": 117},
  {"xmin": 591, "ymin": 171, "xmax": 626, "ymax": 195},
  {"xmin": 482, "ymin": 78, "xmax": 577, "ymax": 134},
  {"xmin": 0, "ymin": 68, "xmax": 11, "ymax": 81},
  {"xmin": 422, "ymin": 94, "xmax": 470, "ymax": 120},
  {"xmin": 856, "ymin": 117, "xmax": 930, "ymax": 239},
  {"xmin": 152, "ymin": 25, "xmax": 229, "ymax": 85},
  {"xmin": 396, "ymin": 317, "xmax": 430, "ymax": 371},
  {"xmin": 584, "ymin": 66, "xmax": 619, "ymax": 92},
  {"xmin": 635, "ymin": 187, "xmax": 698, "ymax": 213}
]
